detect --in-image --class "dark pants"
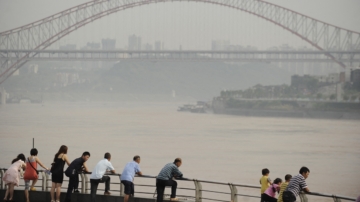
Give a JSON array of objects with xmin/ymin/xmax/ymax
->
[
  {"xmin": 261, "ymin": 193, "xmax": 277, "ymax": 202},
  {"xmin": 156, "ymin": 179, "xmax": 177, "ymax": 202},
  {"xmin": 65, "ymin": 174, "xmax": 79, "ymax": 202},
  {"xmin": 282, "ymin": 191, "xmax": 296, "ymax": 202},
  {"xmin": 90, "ymin": 176, "xmax": 111, "ymax": 202}
]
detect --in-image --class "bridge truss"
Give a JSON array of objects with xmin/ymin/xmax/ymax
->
[
  {"xmin": 1, "ymin": 0, "xmax": 360, "ymax": 84},
  {"xmin": 1, "ymin": 50, "xmax": 359, "ymax": 63}
]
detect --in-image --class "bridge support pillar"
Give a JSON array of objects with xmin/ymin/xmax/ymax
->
[{"xmin": 0, "ymin": 88, "xmax": 6, "ymax": 105}]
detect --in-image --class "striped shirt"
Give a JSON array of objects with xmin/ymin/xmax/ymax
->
[
  {"xmin": 277, "ymin": 182, "xmax": 288, "ymax": 202},
  {"xmin": 285, "ymin": 174, "xmax": 307, "ymax": 197},
  {"xmin": 157, "ymin": 163, "xmax": 183, "ymax": 180}
]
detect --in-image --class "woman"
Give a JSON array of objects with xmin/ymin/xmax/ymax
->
[
  {"xmin": 2, "ymin": 153, "xmax": 26, "ymax": 201},
  {"xmin": 50, "ymin": 145, "xmax": 70, "ymax": 202},
  {"xmin": 24, "ymin": 148, "xmax": 49, "ymax": 202}
]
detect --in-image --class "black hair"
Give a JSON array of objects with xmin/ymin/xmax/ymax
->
[
  {"xmin": 299, "ymin": 166, "xmax": 310, "ymax": 174},
  {"xmin": 30, "ymin": 148, "xmax": 38, "ymax": 156},
  {"xmin": 262, "ymin": 168, "xmax": 270, "ymax": 175},
  {"xmin": 285, "ymin": 174, "xmax": 292, "ymax": 181},
  {"xmin": 133, "ymin": 155, "xmax": 140, "ymax": 161},
  {"xmin": 82, "ymin": 151, "xmax": 90, "ymax": 157},
  {"xmin": 272, "ymin": 178, "xmax": 282, "ymax": 193},
  {"xmin": 104, "ymin": 152, "xmax": 111, "ymax": 159},
  {"xmin": 12, "ymin": 153, "xmax": 26, "ymax": 164},
  {"xmin": 174, "ymin": 158, "xmax": 182, "ymax": 164}
]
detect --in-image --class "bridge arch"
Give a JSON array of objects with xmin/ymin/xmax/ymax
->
[{"xmin": 1, "ymin": 0, "xmax": 360, "ymax": 84}]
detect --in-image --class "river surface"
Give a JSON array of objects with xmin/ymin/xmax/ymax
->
[{"xmin": 0, "ymin": 102, "xmax": 359, "ymax": 201}]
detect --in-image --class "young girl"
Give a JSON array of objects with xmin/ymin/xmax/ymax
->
[
  {"xmin": 24, "ymin": 148, "xmax": 49, "ymax": 202},
  {"xmin": 50, "ymin": 145, "xmax": 70, "ymax": 202},
  {"xmin": 261, "ymin": 178, "xmax": 282, "ymax": 202},
  {"xmin": 2, "ymin": 154, "xmax": 26, "ymax": 201}
]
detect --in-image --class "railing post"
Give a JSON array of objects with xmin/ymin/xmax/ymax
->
[
  {"xmin": 193, "ymin": 179, "xmax": 202, "ymax": 202},
  {"xmin": 120, "ymin": 179, "xmax": 124, "ymax": 197},
  {"xmin": 333, "ymin": 195, "xmax": 342, "ymax": 202},
  {"xmin": 45, "ymin": 172, "xmax": 50, "ymax": 191},
  {"xmin": 84, "ymin": 173, "xmax": 89, "ymax": 194},
  {"xmin": 0, "ymin": 169, "xmax": 4, "ymax": 189},
  {"xmin": 228, "ymin": 183, "xmax": 238, "ymax": 202},
  {"xmin": 79, "ymin": 173, "xmax": 85, "ymax": 194},
  {"xmin": 41, "ymin": 171, "xmax": 46, "ymax": 191},
  {"xmin": 299, "ymin": 192, "xmax": 308, "ymax": 202}
]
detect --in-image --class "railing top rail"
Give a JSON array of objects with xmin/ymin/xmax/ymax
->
[
  {"xmin": 0, "ymin": 168, "xmax": 356, "ymax": 201},
  {"xmin": 1, "ymin": 49, "xmax": 360, "ymax": 54}
]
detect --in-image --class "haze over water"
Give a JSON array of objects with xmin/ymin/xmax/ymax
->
[{"xmin": 0, "ymin": 102, "xmax": 359, "ymax": 200}]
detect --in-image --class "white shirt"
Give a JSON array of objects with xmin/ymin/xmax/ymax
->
[{"xmin": 90, "ymin": 159, "xmax": 114, "ymax": 179}]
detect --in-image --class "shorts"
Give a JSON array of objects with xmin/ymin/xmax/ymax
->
[
  {"xmin": 282, "ymin": 191, "xmax": 296, "ymax": 202},
  {"xmin": 121, "ymin": 180, "xmax": 134, "ymax": 196}
]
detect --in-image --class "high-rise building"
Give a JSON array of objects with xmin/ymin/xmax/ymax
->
[
  {"xmin": 211, "ymin": 40, "xmax": 230, "ymax": 51},
  {"xmin": 102, "ymin": 38, "xmax": 116, "ymax": 50},
  {"xmin": 128, "ymin": 35, "xmax": 141, "ymax": 50}
]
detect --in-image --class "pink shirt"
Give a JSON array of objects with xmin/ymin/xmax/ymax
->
[{"xmin": 264, "ymin": 184, "xmax": 280, "ymax": 198}]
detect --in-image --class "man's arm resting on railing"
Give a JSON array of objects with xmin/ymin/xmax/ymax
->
[
  {"xmin": 136, "ymin": 171, "xmax": 143, "ymax": 176},
  {"xmin": 303, "ymin": 187, "xmax": 310, "ymax": 193}
]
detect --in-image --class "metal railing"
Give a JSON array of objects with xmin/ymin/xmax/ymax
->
[{"xmin": 0, "ymin": 168, "xmax": 356, "ymax": 202}]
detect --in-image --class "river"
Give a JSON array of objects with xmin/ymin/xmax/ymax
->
[{"xmin": 0, "ymin": 102, "xmax": 359, "ymax": 201}]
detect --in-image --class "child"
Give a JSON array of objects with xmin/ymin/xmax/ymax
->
[
  {"xmin": 2, "ymin": 154, "xmax": 26, "ymax": 201},
  {"xmin": 260, "ymin": 168, "xmax": 272, "ymax": 196},
  {"xmin": 261, "ymin": 178, "xmax": 282, "ymax": 202},
  {"xmin": 277, "ymin": 174, "xmax": 292, "ymax": 202}
]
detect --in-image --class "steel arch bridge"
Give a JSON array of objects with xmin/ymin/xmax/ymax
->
[{"xmin": 1, "ymin": 0, "xmax": 360, "ymax": 85}]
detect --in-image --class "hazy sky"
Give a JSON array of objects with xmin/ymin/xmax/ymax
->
[{"xmin": 0, "ymin": 0, "xmax": 360, "ymax": 50}]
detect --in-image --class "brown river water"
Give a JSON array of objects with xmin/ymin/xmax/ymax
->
[{"xmin": 0, "ymin": 102, "xmax": 359, "ymax": 201}]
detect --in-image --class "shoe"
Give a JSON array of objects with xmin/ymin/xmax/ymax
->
[
  {"xmin": 104, "ymin": 191, "xmax": 111, "ymax": 195},
  {"xmin": 170, "ymin": 198, "xmax": 179, "ymax": 201},
  {"xmin": 30, "ymin": 187, "xmax": 36, "ymax": 191},
  {"xmin": 74, "ymin": 189, "xmax": 80, "ymax": 193}
]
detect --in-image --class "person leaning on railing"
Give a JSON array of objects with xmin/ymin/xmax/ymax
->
[
  {"xmin": 282, "ymin": 167, "xmax": 310, "ymax": 202},
  {"xmin": 90, "ymin": 152, "xmax": 115, "ymax": 202},
  {"xmin": 24, "ymin": 148, "xmax": 49, "ymax": 202},
  {"xmin": 64, "ymin": 151, "xmax": 91, "ymax": 202},
  {"xmin": 120, "ymin": 155, "xmax": 143, "ymax": 202},
  {"xmin": 156, "ymin": 158, "xmax": 184, "ymax": 202},
  {"xmin": 2, "ymin": 154, "xmax": 26, "ymax": 202}
]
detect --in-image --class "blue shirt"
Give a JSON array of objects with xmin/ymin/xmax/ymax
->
[
  {"xmin": 157, "ymin": 163, "xmax": 183, "ymax": 180},
  {"xmin": 120, "ymin": 161, "xmax": 141, "ymax": 181}
]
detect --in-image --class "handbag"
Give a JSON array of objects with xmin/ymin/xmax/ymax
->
[{"xmin": 28, "ymin": 157, "xmax": 39, "ymax": 175}]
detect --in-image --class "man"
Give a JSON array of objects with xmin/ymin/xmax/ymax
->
[
  {"xmin": 156, "ymin": 158, "xmax": 183, "ymax": 202},
  {"xmin": 282, "ymin": 166, "xmax": 310, "ymax": 202},
  {"xmin": 90, "ymin": 152, "xmax": 115, "ymax": 202},
  {"xmin": 65, "ymin": 151, "xmax": 90, "ymax": 202},
  {"xmin": 120, "ymin": 155, "xmax": 143, "ymax": 202}
]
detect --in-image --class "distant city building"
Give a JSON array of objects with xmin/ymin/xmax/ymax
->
[
  {"xmin": 211, "ymin": 40, "xmax": 230, "ymax": 51},
  {"xmin": 144, "ymin": 43, "xmax": 153, "ymax": 50},
  {"xmin": 59, "ymin": 44, "xmax": 76, "ymax": 50},
  {"xmin": 27, "ymin": 64, "xmax": 38, "ymax": 74},
  {"xmin": 351, "ymin": 69, "xmax": 360, "ymax": 83},
  {"xmin": 128, "ymin": 35, "xmax": 141, "ymax": 50},
  {"xmin": 102, "ymin": 38, "xmax": 116, "ymax": 50},
  {"xmin": 154, "ymin": 40, "xmax": 163, "ymax": 51},
  {"xmin": 83, "ymin": 42, "xmax": 101, "ymax": 50}
]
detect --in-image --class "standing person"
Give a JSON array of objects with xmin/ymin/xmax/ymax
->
[
  {"xmin": 261, "ymin": 178, "xmax": 282, "ymax": 202},
  {"xmin": 24, "ymin": 148, "xmax": 49, "ymax": 202},
  {"xmin": 277, "ymin": 174, "xmax": 292, "ymax": 202},
  {"xmin": 260, "ymin": 168, "xmax": 272, "ymax": 198},
  {"xmin": 120, "ymin": 155, "xmax": 143, "ymax": 202},
  {"xmin": 156, "ymin": 158, "xmax": 184, "ymax": 202},
  {"xmin": 2, "ymin": 154, "xmax": 26, "ymax": 201},
  {"xmin": 90, "ymin": 152, "xmax": 115, "ymax": 202},
  {"xmin": 282, "ymin": 167, "xmax": 310, "ymax": 202},
  {"xmin": 64, "ymin": 151, "xmax": 90, "ymax": 202},
  {"xmin": 50, "ymin": 145, "xmax": 71, "ymax": 202}
]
